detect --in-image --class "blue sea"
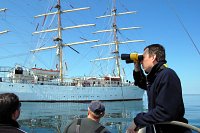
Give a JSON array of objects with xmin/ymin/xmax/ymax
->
[{"xmin": 18, "ymin": 94, "xmax": 200, "ymax": 133}]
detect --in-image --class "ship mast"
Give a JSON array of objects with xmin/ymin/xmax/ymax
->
[
  {"xmin": 31, "ymin": 0, "xmax": 98, "ymax": 84},
  {"xmin": 56, "ymin": 0, "xmax": 63, "ymax": 83},
  {"xmin": 0, "ymin": 8, "xmax": 9, "ymax": 35},
  {"xmin": 113, "ymin": 0, "xmax": 120, "ymax": 77},
  {"xmin": 91, "ymin": 0, "xmax": 145, "ymax": 78}
]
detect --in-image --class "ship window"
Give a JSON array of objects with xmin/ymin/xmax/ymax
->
[{"xmin": 15, "ymin": 69, "xmax": 23, "ymax": 74}]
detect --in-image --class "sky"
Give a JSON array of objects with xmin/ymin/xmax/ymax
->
[{"xmin": 0, "ymin": 0, "xmax": 200, "ymax": 94}]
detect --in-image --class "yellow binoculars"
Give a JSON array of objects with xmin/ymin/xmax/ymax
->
[{"xmin": 121, "ymin": 53, "xmax": 143, "ymax": 63}]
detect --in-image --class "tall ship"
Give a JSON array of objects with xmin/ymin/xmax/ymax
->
[{"xmin": 0, "ymin": 0, "xmax": 144, "ymax": 102}]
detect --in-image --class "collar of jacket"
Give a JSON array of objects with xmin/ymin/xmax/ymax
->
[
  {"xmin": 147, "ymin": 60, "xmax": 167, "ymax": 81},
  {"xmin": 0, "ymin": 119, "xmax": 20, "ymax": 128}
]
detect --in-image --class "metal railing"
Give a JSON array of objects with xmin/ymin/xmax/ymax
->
[{"xmin": 137, "ymin": 121, "xmax": 200, "ymax": 133}]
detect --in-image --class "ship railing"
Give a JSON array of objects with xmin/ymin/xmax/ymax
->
[
  {"xmin": 121, "ymin": 82, "xmax": 135, "ymax": 86},
  {"xmin": 0, "ymin": 76, "xmax": 137, "ymax": 87},
  {"xmin": 0, "ymin": 66, "xmax": 12, "ymax": 72},
  {"xmin": 134, "ymin": 121, "xmax": 200, "ymax": 133},
  {"xmin": 78, "ymin": 83, "xmax": 136, "ymax": 87},
  {"xmin": 0, "ymin": 77, "xmax": 11, "ymax": 82}
]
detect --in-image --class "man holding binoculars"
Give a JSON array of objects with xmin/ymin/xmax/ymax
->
[{"xmin": 122, "ymin": 44, "xmax": 191, "ymax": 133}]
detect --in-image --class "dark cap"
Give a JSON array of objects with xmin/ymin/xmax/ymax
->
[{"xmin": 89, "ymin": 101, "xmax": 105, "ymax": 115}]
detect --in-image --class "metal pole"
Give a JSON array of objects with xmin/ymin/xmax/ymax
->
[
  {"xmin": 57, "ymin": 0, "xmax": 63, "ymax": 83},
  {"xmin": 113, "ymin": 0, "xmax": 121, "ymax": 77}
]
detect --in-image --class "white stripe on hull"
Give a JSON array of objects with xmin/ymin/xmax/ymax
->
[{"xmin": 0, "ymin": 82, "xmax": 144, "ymax": 101}]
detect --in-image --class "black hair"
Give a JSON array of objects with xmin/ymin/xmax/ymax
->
[
  {"xmin": 0, "ymin": 93, "xmax": 21, "ymax": 121},
  {"xmin": 144, "ymin": 44, "xmax": 166, "ymax": 62}
]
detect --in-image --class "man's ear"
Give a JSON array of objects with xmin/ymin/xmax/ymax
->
[
  {"xmin": 152, "ymin": 54, "xmax": 157, "ymax": 62},
  {"xmin": 12, "ymin": 109, "xmax": 20, "ymax": 120},
  {"xmin": 100, "ymin": 112, "xmax": 105, "ymax": 118}
]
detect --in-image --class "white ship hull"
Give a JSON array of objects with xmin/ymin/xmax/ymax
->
[{"xmin": 0, "ymin": 82, "xmax": 144, "ymax": 102}]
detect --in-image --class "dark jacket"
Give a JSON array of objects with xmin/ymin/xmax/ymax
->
[
  {"xmin": 133, "ymin": 61, "xmax": 191, "ymax": 133},
  {"xmin": 0, "ymin": 119, "xmax": 26, "ymax": 133},
  {"xmin": 63, "ymin": 118, "xmax": 111, "ymax": 133}
]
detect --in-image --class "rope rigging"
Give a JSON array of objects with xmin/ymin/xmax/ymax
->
[
  {"xmin": 166, "ymin": 0, "xmax": 200, "ymax": 56},
  {"xmin": 0, "ymin": 52, "xmax": 29, "ymax": 60}
]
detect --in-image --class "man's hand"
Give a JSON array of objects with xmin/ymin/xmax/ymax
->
[
  {"xmin": 134, "ymin": 62, "xmax": 140, "ymax": 72},
  {"xmin": 126, "ymin": 121, "xmax": 138, "ymax": 133}
]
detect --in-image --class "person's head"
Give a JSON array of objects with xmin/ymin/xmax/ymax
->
[
  {"xmin": 0, "ymin": 93, "xmax": 21, "ymax": 122},
  {"xmin": 141, "ymin": 44, "xmax": 166, "ymax": 73},
  {"xmin": 88, "ymin": 100, "xmax": 105, "ymax": 121}
]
